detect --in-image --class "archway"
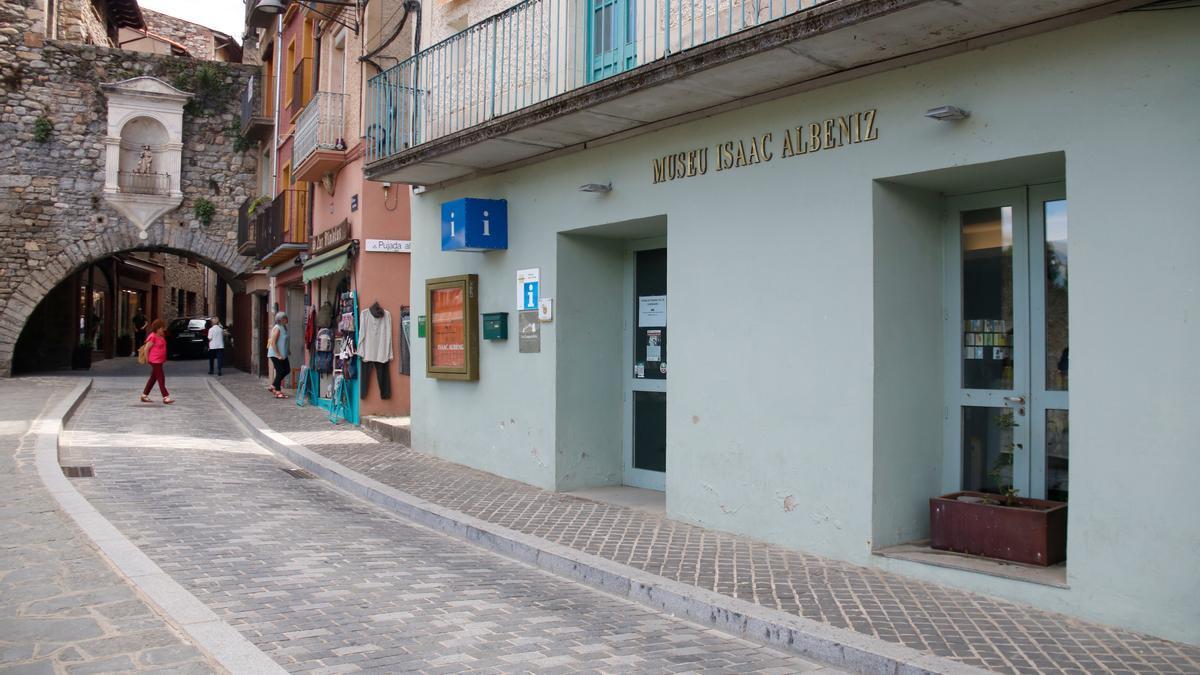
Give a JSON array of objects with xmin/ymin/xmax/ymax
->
[{"xmin": 0, "ymin": 223, "xmax": 255, "ymax": 376}]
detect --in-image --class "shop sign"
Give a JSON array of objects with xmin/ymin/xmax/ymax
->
[
  {"xmin": 651, "ymin": 108, "xmax": 879, "ymax": 184},
  {"xmin": 365, "ymin": 239, "xmax": 412, "ymax": 253},
  {"xmin": 312, "ymin": 219, "xmax": 351, "ymax": 254}
]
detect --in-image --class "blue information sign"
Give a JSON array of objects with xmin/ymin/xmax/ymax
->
[{"xmin": 441, "ymin": 198, "xmax": 508, "ymax": 252}]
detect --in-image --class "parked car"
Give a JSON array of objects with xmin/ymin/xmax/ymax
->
[{"xmin": 167, "ymin": 316, "xmax": 218, "ymax": 360}]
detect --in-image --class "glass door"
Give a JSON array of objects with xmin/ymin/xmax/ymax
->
[
  {"xmin": 945, "ymin": 185, "xmax": 1069, "ymax": 501},
  {"xmin": 587, "ymin": 0, "xmax": 636, "ymax": 83},
  {"xmin": 624, "ymin": 242, "xmax": 666, "ymax": 491}
]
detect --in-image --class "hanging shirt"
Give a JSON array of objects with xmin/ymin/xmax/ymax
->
[
  {"xmin": 357, "ymin": 308, "xmax": 393, "ymax": 363},
  {"xmin": 207, "ymin": 324, "xmax": 225, "ymax": 350}
]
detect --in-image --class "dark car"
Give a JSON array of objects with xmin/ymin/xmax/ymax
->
[{"xmin": 167, "ymin": 317, "xmax": 216, "ymax": 360}]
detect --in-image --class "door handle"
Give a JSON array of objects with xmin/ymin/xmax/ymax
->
[{"xmin": 1003, "ymin": 395, "xmax": 1025, "ymax": 404}]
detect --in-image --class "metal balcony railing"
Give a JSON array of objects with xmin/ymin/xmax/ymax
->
[
  {"xmin": 240, "ymin": 75, "xmax": 269, "ymax": 129},
  {"xmin": 287, "ymin": 57, "xmax": 311, "ymax": 121},
  {"xmin": 117, "ymin": 171, "xmax": 170, "ymax": 195},
  {"xmin": 365, "ymin": 0, "xmax": 833, "ymax": 164},
  {"xmin": 294, "ymin": 92, "xmax": 348, "ymax": 168},
  {"xmin": 253, "ymin": 188, "xmax": 308, "ymax": 261}
]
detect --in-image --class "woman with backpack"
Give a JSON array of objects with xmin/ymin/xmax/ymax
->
[{"xmin": 139, "ymin": 319, "xmax": 173, "ymax": 404}]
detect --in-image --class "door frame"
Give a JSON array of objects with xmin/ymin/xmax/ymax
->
[
  {"xmin": 623, "ymin": 236, "xmax": 667, "ymax": 491},
  {"xmin": 586, "ymin": 0, "xmax": 637, "ymax": 83},
  {"xmin": 942, "ymin": 183, "xmax": 1069, "ymax": 500},
  {"xmin": 942, "ymin": 188, "xmax": 1032, "ymax": 496}
]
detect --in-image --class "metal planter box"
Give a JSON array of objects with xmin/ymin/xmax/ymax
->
[{"xmin": 930, "ymin": 492, "xmax": 1067, "ymax": 566}]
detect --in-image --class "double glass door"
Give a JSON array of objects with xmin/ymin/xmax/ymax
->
[
  {"xmin": 945, "ymin": 184, "xmax": 1069, "ymax": 501},
  {"xmin": 587, "ymin": 0, "xmax": 637, "ymax": 83}
]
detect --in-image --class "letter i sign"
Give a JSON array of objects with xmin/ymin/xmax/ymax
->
[{"xmin": 482, "ymin": 210, "xmax": 490, "ymax": 236}]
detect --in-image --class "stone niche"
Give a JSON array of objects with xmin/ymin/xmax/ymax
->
[{"xmin": 101, "ymin": 77, "xmax": 191, "ymax": 239}]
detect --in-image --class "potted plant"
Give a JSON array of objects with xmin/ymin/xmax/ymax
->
[
  {"xmin": 930, "ymin": 412, "xmax": 1067, "ymax": 566},
  {"xmin": 72, "ymin": 340, "xmax": 93, "ymax": 370},
  {"xmin": 116, "ymin": 333, "xmax": 133, "ymax": 357}
]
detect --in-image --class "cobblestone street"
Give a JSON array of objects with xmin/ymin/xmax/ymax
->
[
  {"xmin": 212, "ymin": 369, "xmax": 1200, "ymax": 675},
  {"xmin": 0, "ymin": 376, "xmax": 215, "ymax": 674},
  {"xmin": 58, "ymin": 365, "xmax": 836, "ymax": 674}
]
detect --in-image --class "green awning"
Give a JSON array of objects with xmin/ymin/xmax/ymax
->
[{"xmin": 302, "ymin": 243, "xmax": 353, "ymax": 283}]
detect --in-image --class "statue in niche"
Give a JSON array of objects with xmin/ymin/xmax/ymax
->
[{"xmin": 135, "ymin": 145, "xmax": 154, "ymax": 174}]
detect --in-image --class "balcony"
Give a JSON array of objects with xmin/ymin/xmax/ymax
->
[
  {"xmin": 237, "ymin": 196, "xmax": 259, "ymax": 256},
  {"xmin": 287, "ymin": 57, "xmax": 312, "ymax": 123},
  {"xmin": 117, "ymin": 171, "xmax": 170, "ymax": 195},
  {"xmin": 364, "ymin": 0, "xmax": 1134, "ymax": 186},
  {"xmin": 254, "ymin": 188, "xmax": 309, "ymax": 268},
  {"xmin": 294, "ymin": 92, "xmax": 349, "ymax": 183},
  {"xmin": 240, "ymin": 75, "xmax": 273, "ymax": 143}
]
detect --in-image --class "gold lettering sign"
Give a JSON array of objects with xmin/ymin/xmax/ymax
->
[{"xmin": 651, "ymin": 109, "xmax": 879, "ymax": 185}]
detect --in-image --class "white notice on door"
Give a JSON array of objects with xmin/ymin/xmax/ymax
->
[{"xmin": 638, "ymin": 295, "xmax": 666, "ymax": 327}]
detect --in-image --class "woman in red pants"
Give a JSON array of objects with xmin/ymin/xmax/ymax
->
[{"xmin": 140, "ymin": 319, "xmax": 174, "ymax": 404}]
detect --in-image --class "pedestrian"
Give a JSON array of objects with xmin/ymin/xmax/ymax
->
[
  {"xmin": 207, "ymin": 316, "xmax": 225, "ymax": 376},
  {"xmin": 266, "ymin": 312, "xmax": 289, "ymax": 399},
  {"xmin": 140, "ymin": 318, "xmax": 173, "ymax": 404},
  {"xmin": 132, "ymin": 308, "xmax": 147, "ymax": 348}
]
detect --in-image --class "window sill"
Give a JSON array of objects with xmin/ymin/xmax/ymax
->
[{"xmin": 873, "ymin": 541, "xmax": 1067, "ymax": 589}]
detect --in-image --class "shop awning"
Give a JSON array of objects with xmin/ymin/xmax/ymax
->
[{"xmin": 302, "ymin": 243, "xmax": 353, "ymax": 283}]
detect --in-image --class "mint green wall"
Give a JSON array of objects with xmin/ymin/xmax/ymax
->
[{"xmin": 408, "ymin": 11, "xmax": 1200, "ymax": 642}]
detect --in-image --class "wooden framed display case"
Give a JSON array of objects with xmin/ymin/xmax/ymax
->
[{"xmin": 425, "ymin": 274, "xmax": 479, "ymax": 380}]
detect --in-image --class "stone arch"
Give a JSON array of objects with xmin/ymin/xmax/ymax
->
[{"xmin": 0, "ymin": 220, "xmax": 256, "ymax": 376}]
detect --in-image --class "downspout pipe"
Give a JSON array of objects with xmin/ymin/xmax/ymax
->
[{"xmin": 271, "ymin": 14, "xmax": 283, "ymax": 196}]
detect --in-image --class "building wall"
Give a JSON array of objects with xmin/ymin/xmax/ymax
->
[
  {"xmin": 161, "ymin": 254, "xmax": 210, "ymax": 321},
  {"xmin": 56, "ymin": 0, "xmax": 112, "ymax": 46},
  {"xmin": 0, "ymin": 8, "xmax": 259, "ymax": 373},
  {"xmin": 406, "ymin": 11, "xmax": 1200, "ymax": 642},
  {"xmin": 138, "ymin": 8, "xmax": 218, "ymax": 60}
]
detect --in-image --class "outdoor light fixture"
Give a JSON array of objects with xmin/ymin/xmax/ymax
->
[
  {"xmin": 255, "ymin": 0, "xmax": 286, "ymax": 14},
  {"xmin": 578, "ymin": 182, "xmax": 612, "ymax": 193},
  {"xmin": 924, "ymin": 105, "xmax": 971, "ymax": 121}
]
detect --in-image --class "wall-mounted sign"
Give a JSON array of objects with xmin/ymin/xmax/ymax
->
[
  {"xmin": 311, "ymin": 219, "xmax": 351, "ymax": 254},
  {"xmin": 517, "ymin": 268, "xmax": 539, "ymax": 311},
  {"xmin": 350, "ymin": 194, "xmax": 359, "ymax": 212},
  {"xmin": 365, "ymin": 239, "xmax": 412, "ymax": 253},
  {"xmin": 518, "ymin": 310, "xmax": 540, "ymax": 353},
  {"xmin": 417, "ymin": 315, "xmax": 426, "ymax": 338},
  {"xmin": 538, "ymin": 298, "xmax": 553, "ymax": 322},
  {"xmin": 441, "ymin": 198, "xmax": 508, "ymax": 252},
  {"xmin": 651, "ymin": 109, "xmax": 878, "ymax": 184},
  {"xmin": 425, "ymin": 274, "xmax": 479, "ymax": 380}
]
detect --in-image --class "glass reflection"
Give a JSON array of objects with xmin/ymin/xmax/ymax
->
[
  {"xmin": 961, "ymin": 207, "xmax": 1014, "ymax": 390},
  {"xmin": 1044, "ymin": 200, "xmax": 1068, "ymax": 391},
  {"xmin": 1046, "ymin": 410, "xmax": 1069, "ymax": 501},
  {"xmin": 962, "ymin": 406, "xmax": 1015, "ymax": 494}
]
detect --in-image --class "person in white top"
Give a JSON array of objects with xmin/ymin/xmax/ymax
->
[{"xmin": 207, "ymin": 317, "xmax": 226, "ymax": 376}]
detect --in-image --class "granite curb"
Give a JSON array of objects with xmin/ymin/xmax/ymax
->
[
  {"xmin": 34, "ymin": 379, "xmax": 286, "ymax": 675},
  {"xmin": 209, "ymin": 378, "xmax": 990, "ymax": 675}
]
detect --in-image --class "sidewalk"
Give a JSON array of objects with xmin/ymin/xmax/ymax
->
[
  {"xmin": 217, "ymin": 372, "xmax": 1200, "ymax": 675},
  {"xmin": 0, "ymin": 376, "xmax": 217, "ymax": 674}
]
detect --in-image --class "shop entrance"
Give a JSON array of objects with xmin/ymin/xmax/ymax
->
[
  {"xmin": 944, "ymin": 184, "xmax": 1069, "ymax": 501},
  {"xmin": 624, "ymin": 240, "xmax": 666, "ymax": 491}
]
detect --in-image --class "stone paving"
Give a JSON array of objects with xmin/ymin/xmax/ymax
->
[
  {"xmin": 0, "ymin": 376, "xmax": 217, "ymax": 675},
  {"xmin": 66, "ymin": 369, "xmax": 837, "ymax": 674},
  {"xmin": 215, "ymin": 370, "xmax": 1200, "ymax": 675}
]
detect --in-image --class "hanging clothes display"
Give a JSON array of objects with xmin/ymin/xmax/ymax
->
[{"xmin": 358, "ymin": 302, "xmax": 393, "ymax": 399}]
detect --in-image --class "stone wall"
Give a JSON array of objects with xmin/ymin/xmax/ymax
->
[
  {"xmin": 0, "ymin": 3, "xmax": 260, "ymax": 374},
  {"xmin": 162, "ymin": 254, "xmax": 212, "ymax": 321},
  {"xmin": 140, "ymin": 8, "xmax": 216, "ymax": 60},
  {"xmin": 56, "ymin": 0, "xmax": 112, "ymax": 46}
]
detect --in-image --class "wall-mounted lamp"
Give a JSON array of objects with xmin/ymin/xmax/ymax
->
[
  {"xmin": 924, "ymin": 105, "xmax": 971, "ymax": 121},
  {"xmin": 578, "ymin": 182, "xmax": 612, "ymax": 193},
  {"xmin": 255, "ymin": 0, "xmax": 286, "ymax": 14}
]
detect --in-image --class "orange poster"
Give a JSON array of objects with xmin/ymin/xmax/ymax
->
[{"xmin": 430, "ymin": 287, "xmax": 465, "ymax": 368}]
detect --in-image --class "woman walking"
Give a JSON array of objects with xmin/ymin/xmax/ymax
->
[
  {"xmin": 266, "ymin": 312, "xmax": 290, "ymax": 399},
  {"xmin": 140, "ymin": 319, "xmax": 173, "ymax": 404}
]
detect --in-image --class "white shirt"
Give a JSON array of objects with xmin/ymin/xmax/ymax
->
[
  {"xmin": 207, "ymin": 324, "xmax": 225, "ymax": 350},
  {"xmin": 357, "ymin": 308, "xmax": 393, "ymax": 363}
]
